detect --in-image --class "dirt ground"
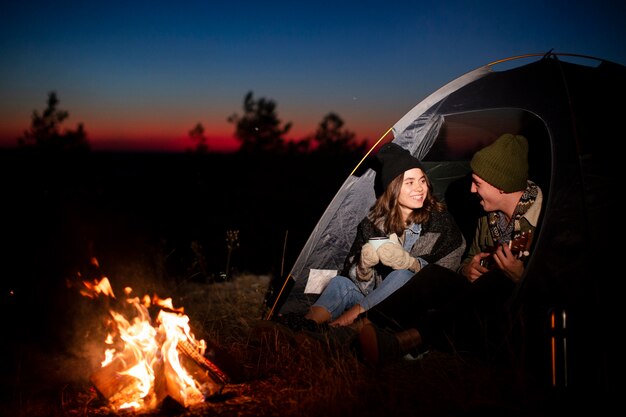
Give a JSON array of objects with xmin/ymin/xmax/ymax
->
[{"xmin": 0, "ymin": 274, "xmax": 602, "ymax": 417}]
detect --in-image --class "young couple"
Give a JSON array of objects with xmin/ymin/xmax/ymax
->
[{"xmin": 280, "ymin": 134, "xmax": 542, "ymax": 366}]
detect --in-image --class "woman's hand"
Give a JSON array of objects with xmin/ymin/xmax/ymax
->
[
  {"xmin": 360, "ymin": 243, "xmax": 379, "ymax": 268},
  {"xmin": 357, "ymin": 242, "xmax": 379, "ymax": 280},
  {"xmin": 377, "ymin": 240, "xmax": 419, "ymax": 271}
]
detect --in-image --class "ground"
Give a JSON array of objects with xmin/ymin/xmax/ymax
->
[{"xmin": 0, "ymin": 274, "xmax": 585, "ymax": 417}]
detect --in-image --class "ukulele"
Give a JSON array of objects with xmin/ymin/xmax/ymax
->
[{"xmin": 479, "ymin": 231, "xmax": 533, "ymax": 269}]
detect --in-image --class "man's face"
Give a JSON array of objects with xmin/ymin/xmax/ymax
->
[{"xmin": 470, "ymin": 173, "xmax": 501, "ymax": 212}]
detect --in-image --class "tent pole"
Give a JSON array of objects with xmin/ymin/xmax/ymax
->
[
  {"xmin": 265, "ymin": 274, "xmax": 293, "ymax": 320},
  {"xmin": 350, "ymin": 127, "xmax": 393, "ymax": 176}
]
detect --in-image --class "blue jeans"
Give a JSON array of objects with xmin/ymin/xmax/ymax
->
[{"xmin": 312, "ymin": 269, "xmax": 415, "ymax": 320}]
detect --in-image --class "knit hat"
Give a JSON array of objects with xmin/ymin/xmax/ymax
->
[
  {"xmin": 376, "ymin": 142, "xmax": 424, "ymax": 190},
  {"xmin": 470, "ymin": 133, "xmax": 529, "ymax": 192}
]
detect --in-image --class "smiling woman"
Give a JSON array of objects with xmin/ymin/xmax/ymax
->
[{"xmin": 274, "ymin": 142, "xmax": 465, "ymax": 330}]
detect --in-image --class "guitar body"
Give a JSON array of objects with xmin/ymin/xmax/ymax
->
[{"xmin": 479, "ymin": 231, "xmax": 533, "ymax": 269}]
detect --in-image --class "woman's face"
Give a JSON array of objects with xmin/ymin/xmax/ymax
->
[{"xmin": 397, "ymin": 168, "xmax": 428, "ymax": 214}]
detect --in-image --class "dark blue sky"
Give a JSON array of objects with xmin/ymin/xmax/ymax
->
[{"xmin": 2, "ymin": 0, "xmax": 625, "ymax": 152}]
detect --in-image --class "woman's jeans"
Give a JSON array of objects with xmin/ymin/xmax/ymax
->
[{"xmin": 312, "ymin": 269, "xmax": 414, "ymax": 320}]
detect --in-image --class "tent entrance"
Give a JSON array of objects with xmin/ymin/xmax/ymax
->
[{"xmin": 275, "ymin": 107, "xmax": 551, "ymax": 317}]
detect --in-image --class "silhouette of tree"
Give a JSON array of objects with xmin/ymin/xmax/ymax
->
[
  {"xmin": 227, "ymin": 91, "xmax": 292, "ymax": 153},
  {"xmin": 17, "ymin": 91, "xmax": 90, "ymax": 152},
  {"xmin": 187, "ymin": 122, "xmax": 209, "ymax": 153},
  {"xmin": 310, "ymin": 112, "xmax": 368, "ymax": 155},
  {"xmin": 285, "ymin": 138, "xmax": 312, "ymax": 154}
]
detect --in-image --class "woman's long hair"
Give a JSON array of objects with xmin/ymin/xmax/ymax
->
[{"xmin": 368, "ymin": 169, "xmax": 445, "ymax": 236}]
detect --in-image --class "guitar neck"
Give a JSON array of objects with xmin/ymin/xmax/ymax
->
[{"xmin": 481, "ymin": 231, "xmax": 533, "ymax": 268}]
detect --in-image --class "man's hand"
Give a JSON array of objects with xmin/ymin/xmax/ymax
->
[
  {"xmin": 462, "ymin": 245, "xmax": 525, "ymax": 283},
  {"xmin": 492, "ymin": 244, "xmax": 524, "ymax": 283},
  {"xmin": 461, "ymin": 253, "xmax": 491, "ymax": 282}
]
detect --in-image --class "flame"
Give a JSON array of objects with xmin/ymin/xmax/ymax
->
[
  {"xmin": 82, "ymin": 273, "xmax": 221, "ymax": 412},
  {"xmin": 80, "ymin": 276, "xmax": 115, "ymax": 299}
]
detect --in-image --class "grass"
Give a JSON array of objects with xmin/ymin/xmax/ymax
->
[
  {"xmin": 0, "ymin": 268, "xmax": 566, "ymax": 417},
  {"xmin": 179, "ymin": 275, "xmax": 533, "ymax": 417}
]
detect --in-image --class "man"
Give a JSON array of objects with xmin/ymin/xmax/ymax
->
[{"xmin": 357, "ymin": 133, "xmax": 543, "ymax": 367}]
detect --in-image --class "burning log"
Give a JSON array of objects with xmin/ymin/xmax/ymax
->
[
  {"xmin": 90, "ymin": 333, "xmax": 228, "ymax": 411},
  {"xmin": 90, "ymin": 355, "xmax": 142, "ymax": 404},
  {"xmin": 177, "ymin": 338, "xmax": 229, "ymax": 385},
  {"xmin": 81, "ymin": 269, "xmax": 233, "ymax": 412}
]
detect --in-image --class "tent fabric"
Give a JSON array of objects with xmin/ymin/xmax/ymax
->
[
  {"xmin": 284, "ymin": 66, "xmax": 494, "ymax": 299},
  {"xmin": 276, "ymin": 53, "xmax": 624, "ymax": 397},
  {"xmin": 280, "ymin": 62, "xmax": 527, "ymax": 313},
  {"xmin": 391, "ymin": 65, "xmax": 491, "ymax": 157}
]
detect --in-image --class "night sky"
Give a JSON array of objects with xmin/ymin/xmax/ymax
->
[{"xmin": 2, "ymin": 0, "xmax": 625, "ymax": 152}]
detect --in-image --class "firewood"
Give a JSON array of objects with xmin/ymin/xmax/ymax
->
[
  {"xmin": 177, "ymin": 339, "xmax": 230, "ymax": 385},
  {"xmin": 90, "ymin": 356, "xmax": 139, "ymax": 401}
]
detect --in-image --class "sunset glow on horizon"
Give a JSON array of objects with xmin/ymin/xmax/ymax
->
[
  {"xmin": 2, "ymin": 1, "xmax": 625, "ymax": 153},
  {"xmin": 0, "ymin": 91, "xmax": 388, "ymax": 153},
  {"xmin": 0, "ymin": 109, "xmax": 385, "ymax": 153}
]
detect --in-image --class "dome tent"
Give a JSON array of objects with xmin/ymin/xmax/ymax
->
[{"xmin": 269, "ymin": 52, "xmax": 624, "ymax": 404}]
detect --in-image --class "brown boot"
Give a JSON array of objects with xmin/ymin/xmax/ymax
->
[
  {"xmin": 396, "ymin": 328, "xmax": 422, "ymax": 354},
  {"xmin": 347, "ymin": 316, "xmax": 371, "ymax": 332},
  {"xmin": 358, "ymin": 323, "xmax": 423, "ymax": 367}
]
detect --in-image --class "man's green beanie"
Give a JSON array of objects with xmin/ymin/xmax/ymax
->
[{"xmin": 470, "ymin": 133, "xmax": 529, "ymax": 192}]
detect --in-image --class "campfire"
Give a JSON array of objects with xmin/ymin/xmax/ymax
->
[{"xmin": 78, "ymin": 260, "xmax": 228, "ymax": 413}]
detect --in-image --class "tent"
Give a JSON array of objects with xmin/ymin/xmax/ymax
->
[{"xmin": 269, "ymin": 52, "xmax": 624, "ymax": 399}]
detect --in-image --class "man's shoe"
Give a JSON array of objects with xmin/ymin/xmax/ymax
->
[{"xmin": 358, "ymin": 323, "xmax": 423, "ymax": 367}]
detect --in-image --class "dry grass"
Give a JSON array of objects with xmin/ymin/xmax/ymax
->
[
  {"xmin": 163, "ymin": 275, "xmax": 544, "ymax": 417},
  {"xmin": 0, "ymin": 273, "xmax": 555, "ymax": 417}
]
